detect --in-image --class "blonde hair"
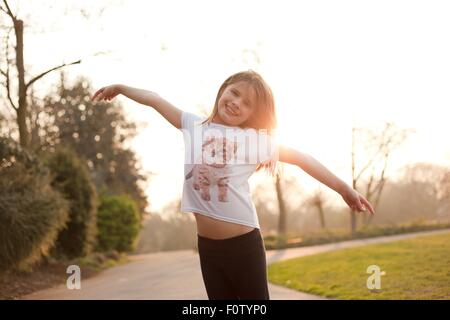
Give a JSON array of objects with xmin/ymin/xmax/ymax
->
[{"xmin": 202, "ymin": 70, "xmax": 280, "ymax": 177}]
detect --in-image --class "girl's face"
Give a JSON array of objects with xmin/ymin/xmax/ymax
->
[{"xmin": 213, "ymin": 81, "xmax": 255, "ymax": 127}]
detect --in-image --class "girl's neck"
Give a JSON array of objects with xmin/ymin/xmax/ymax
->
[{"xmin": 209, "ymin": 115, "xmax": 251, "ymax": 130}]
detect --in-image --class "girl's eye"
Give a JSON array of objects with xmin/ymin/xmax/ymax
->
[{"xmin": 231, "ymin": 89, "xmax": 238, "ymax": 96}]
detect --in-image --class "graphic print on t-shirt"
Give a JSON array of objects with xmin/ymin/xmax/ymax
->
[{"xmin": 184, "ymin": 135, "xmax": 237, "ymax": 202}]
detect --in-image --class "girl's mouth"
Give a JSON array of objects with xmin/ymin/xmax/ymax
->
[{"xmin": 225, "ymin": 104, "xmax": 238, "ymax": 116}]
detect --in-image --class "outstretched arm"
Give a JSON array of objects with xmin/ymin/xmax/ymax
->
[
  {"xmin": 91, "ymin": 84, "xmax": 182, "ymax": 129},
  {"xmin": 278, "ymin": 144, "xmax": 375, "ymax": 214}
]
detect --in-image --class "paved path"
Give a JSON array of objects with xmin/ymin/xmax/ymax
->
[{"xmin": 22, "ymin": 229, "xmax": 450, "ymax": 300}]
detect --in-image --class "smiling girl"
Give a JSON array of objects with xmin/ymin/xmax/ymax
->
[{"xmin": 92, "ymin": 70, "xmax": 374, "ymax": 300}]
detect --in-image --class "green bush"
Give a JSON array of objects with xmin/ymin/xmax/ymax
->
[
  {"xmin": 45, "ymin": 148, "xmax": 98, "ymax": 259},
  {"xmin": 96, "ymin": 194, "xmax": 141, "ymax": 252},
  {"xmin": 0, "ymin": 137, "xmax": 69, "ymax": 272}
]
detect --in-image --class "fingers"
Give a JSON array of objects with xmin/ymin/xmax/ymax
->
[
  {"xmin": 92, "ymin": 91, "xmax": 116, "ymax": 102},
  {"xmin": 349, "ymin": 193, "xmax": 365, "ymax": 212},
  {"xmin": 91, "ymin": 88, "xmax": 104, "ymax": 102},
  {"xmin": 346, "ymin": 190, "xmax": 375, "ymax": 215},
  {"xmin": 356, "ymin": 198, "xmax": 364, "ymax": 211},
  {"xmin": 361, "ymin": 197, "xmax": 375, "ymax": 215}
]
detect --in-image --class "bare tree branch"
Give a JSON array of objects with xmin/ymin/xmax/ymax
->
[
  {"xmin": 2, "ymin": 0, "xmax": 15, "ymax": 20},
  {"xmin": 25, "ymin": 59, "xmax": 81, "ymax": 89},
  {"xmin": 352, "ymin": 121, "xmax": 413, "ymax": 230},
  {"xmin": 4, "ymin": 67, "xmax": 17, "ymax": 111},
  {"xmin": 365, "ymin": 164, "xmax": 376, "ymax": 199},
  {"xmin": 354, "ymin": 126, "xmax": 387, "ymax": 181},
  {"xmin": 0, "ymin": 5, "xmax": 7, "ymax": 15},
  {"xmin": 1, "ymin": 25, "xmax": 17, "ymax": 111}
]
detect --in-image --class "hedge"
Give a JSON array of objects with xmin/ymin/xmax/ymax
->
[{"xmin": 0, "ymin": 137, "xmax": 69, "ymax": 272}]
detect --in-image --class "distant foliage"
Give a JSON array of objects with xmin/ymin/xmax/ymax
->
[
  {"xmin": 31, "ymin": 74, "xmax": 148, "ymax": 217},
  {"xmin": 135, "ymin": 200, "xmax": 197, "ymax": 254},
  {"xmin": 45, "ymin": 148, "xmax": 98, "ymax": 259},
  {"xmin": 0, "ymin": 137, "xmax": 69, "ymax": 272},
  {"xmin": 96, "ymin": 194, "xmax": 141, "ymax": 252}
]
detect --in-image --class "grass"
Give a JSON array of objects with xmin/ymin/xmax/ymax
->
[{"xmin": 268, "ymin": 232, "xmax": 450, "ymax": 300}]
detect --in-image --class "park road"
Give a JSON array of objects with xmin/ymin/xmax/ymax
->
[{"xmin": 22, "ymin": 228, "xmax": 450, "ymax": 300}]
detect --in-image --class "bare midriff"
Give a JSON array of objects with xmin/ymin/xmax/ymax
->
[{"xmin": 193, "ymin": 212, "xmax": 255, "ymax": 240}]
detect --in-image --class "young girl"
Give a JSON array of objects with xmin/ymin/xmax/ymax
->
[{"xmin": 91, "ymin": 70, "xmax": 374, "ymax": 300}]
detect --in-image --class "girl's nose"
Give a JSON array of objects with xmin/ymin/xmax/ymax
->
[{"xmin": 230, "ymin": 100, "xmax": 240, "ymax": 109}]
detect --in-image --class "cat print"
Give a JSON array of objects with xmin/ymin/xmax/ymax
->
[{"xmin": 185, "ymin": 135, "xmax": 237, "ymax": 202}]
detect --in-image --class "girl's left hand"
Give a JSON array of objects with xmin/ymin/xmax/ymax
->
[{"xmin": 341, "ymin": 186, "xmax": 375, "ymax": 215}]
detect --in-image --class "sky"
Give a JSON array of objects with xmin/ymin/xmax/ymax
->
[{"xmin": 5, "ymin": 0, "xmax": 450, "ymax": 214}]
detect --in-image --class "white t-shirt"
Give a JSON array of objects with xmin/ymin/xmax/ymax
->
[{"xmin": 178, "ymin": 111, "xmax": 278, "ymax": 229}]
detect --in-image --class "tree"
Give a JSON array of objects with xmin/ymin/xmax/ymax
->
[
  {"xmin": 401, "ymin": 162, "xmax": 450, "ymax": 220},
  {"xmin": 438, "ymin": 169, "xmax": 450, "ymax": 218},
  {"xmin": 441, "ymin": 171, "xmax": 450, "ymax": 201},
  {"xmin": 253, "ymin": 170, "xmax": 306, "ymax": 237},
  {"xmin": 0, "ymin": 0, "xmax": 80, "ymax": 148},
  {"xmin": 275, "ymin": 169, "xmax": 288, "ymax": 236},
  {"xmin": 372, "ymin": 163, "xmax": 450, "ymax": 225},
  {"xmin": 350, "ymin": 122, "xmax": 413, "ymax": 234},
  {"xmin": 305, "ymin": 187, "xmax": 328, "ymax": 230},
  {"xmin": 33, "ymin": 74, "xmax": 149, "ymax": 216}
]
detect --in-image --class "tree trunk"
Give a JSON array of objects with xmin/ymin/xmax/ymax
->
[
  {"xmin": 317, "ymin": 203, "xmax": 326, "ymax": 229},
  {"xmin": 275, "ymin": 173, "xmax": 287, "ymax": 236},
  {"xmin": 350, "ymin": 210, "xmax": 357, "ymax": 236},
  {"xmin": 14, "ymin": 19, "xmax": 29, "ymax": 147}
]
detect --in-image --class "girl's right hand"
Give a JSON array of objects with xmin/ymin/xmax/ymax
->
[
  {"xmin": 91, "ymin": 85, "xmax": 121, "ymax": 102},
  {"xmin": 341, "ymin": 185, "xmax": 375, "ymax": 215}
]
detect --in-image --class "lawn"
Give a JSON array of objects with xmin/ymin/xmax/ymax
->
[{"xmin": 268, "ymin": 232, "xmax": 450, "ymax": 300}]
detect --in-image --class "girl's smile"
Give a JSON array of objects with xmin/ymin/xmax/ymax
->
[
  {"xmin": 225, "ymin": 104, "xmax": 239, "ymax": 116},
  {"xmin": 213, "ymin": 81, "xmax": 255, "ymax": 127}
]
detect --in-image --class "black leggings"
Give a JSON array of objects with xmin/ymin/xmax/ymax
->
[{"xmin": 197, "ymin": 228, "xmax": 270, "ymax": 300}]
